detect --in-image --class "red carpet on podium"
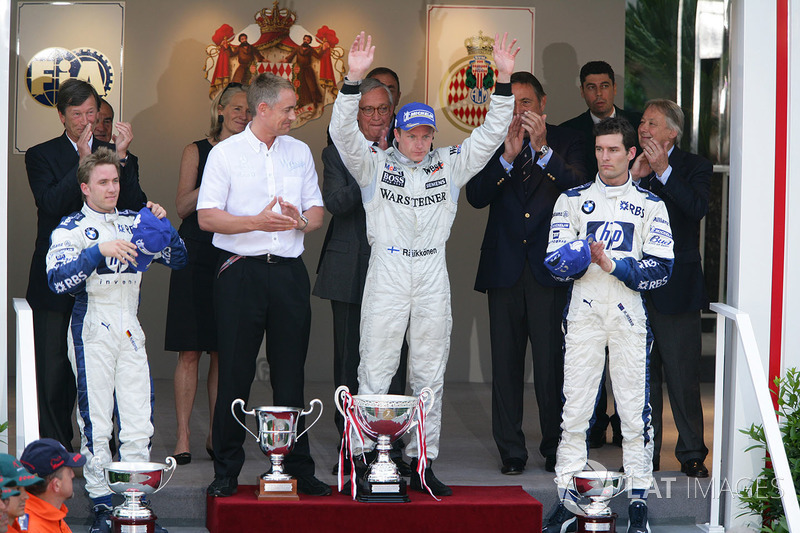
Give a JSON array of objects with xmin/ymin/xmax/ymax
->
[{"xmin": 206, "ymin": 485, "xmax": 543, "ymax": 532}]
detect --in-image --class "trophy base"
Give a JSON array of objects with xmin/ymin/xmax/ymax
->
[
  {"xmin": 257, "ymin": 477, "xmax": 299, "ymax": 501},
  {"xmin": 111, "ymin": 516, "xmax": 156, "ymax": 533},
  {"xmin": 355, "ymin": 476, "xmax": 409, "ymax": 503},
  {"xmin": 577, "ymin": 513, "xmax": 617, "ymax": 532}
]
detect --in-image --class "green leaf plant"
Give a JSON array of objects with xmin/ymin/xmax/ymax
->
[{"xmin": 738, "ymin": 368, "xmax": 800, "ymax": 533}]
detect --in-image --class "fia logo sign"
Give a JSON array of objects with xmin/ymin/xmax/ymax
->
[{"xmin": 26, "ymin": 47, "xmax": 114, "ymax": 108}]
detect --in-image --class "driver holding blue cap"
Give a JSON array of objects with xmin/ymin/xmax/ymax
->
[
  {"xmin": 542, "ymin": 117, "xmax": 673, "ymax": 533},
  {"xmin": 45, "ymin": 147, "xmax": 185, "ymax": 532}
]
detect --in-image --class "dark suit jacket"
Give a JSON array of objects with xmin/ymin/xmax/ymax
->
[
  {"xmin": 559, "ymin": 106, "xmax": 642, "ymax": 179},
  {"xmin": 640, "ymin": 147, "xmax": 712, "ymax": 314},
  {"xmin": 466, "ymin": 124, "xmax": 587, "ymax": 291},
  {"xmin": 312, "ymin": 144, "xmax": 371, "ymax": 304},
  {"xmin": 25, "ymin": 132, "xmax": 147, "ymax": 312}
]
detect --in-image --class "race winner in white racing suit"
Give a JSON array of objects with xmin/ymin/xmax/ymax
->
[
  {"xmin": 329, "ymin": 33, "xmax": 516, "ymax": 483},
  {"xmin": 46, "ymin": 204, "xmax": 186, "ymax": 502},
  {"xmin": 545, "ymin": 120, "xmax": 673, "ymax": 514}
]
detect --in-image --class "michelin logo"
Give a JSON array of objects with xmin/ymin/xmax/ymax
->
[{"xmin": 403, "ymin": 109, "xmax": 434, "ymax": 122}]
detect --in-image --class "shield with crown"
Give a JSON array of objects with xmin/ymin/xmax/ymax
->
[{"xmin": 440, "ymin": 31, "xmax": 498, "ymax": 133}]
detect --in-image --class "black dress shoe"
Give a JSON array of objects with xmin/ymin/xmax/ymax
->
[
  {"xmin": 296, "ymin": 474, "xmax": 332, "ymax": 496},
  {"xmin": 500, "ymin": 458, "xmax": 525, "ymax": 475},
  {"xmin": 588, "ymin": 432, "xmax": 606, "ymax": 449},
  {"xmin": 544, "ymin": 455, "xmax": 556, "ymax": 473},
  {"xmin": 392, "ymin": 457, "xmax": 414, "ymax": 477},
  {"xmin": 681, "ymin": 459, "xmax": 709, "ymax": 478},
  {"xmin": 206, "ymin": 476, "xmax": 238, "ymax": 497},
  {"xmin": 410, "ymin": 458, "xmax": 452, "ymax": 496},
  {"xmin": 171, "ymin": 452, "xmax": 191, "ymax": 466}
]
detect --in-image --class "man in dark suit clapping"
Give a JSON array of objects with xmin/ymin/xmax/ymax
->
[
  {"xmin": 632, "ymin": 98, "xmax": 711, "ymax": 477},
  {"xmin": 466, "ymin": 72, "xmax": 587, "ymax": 475}
]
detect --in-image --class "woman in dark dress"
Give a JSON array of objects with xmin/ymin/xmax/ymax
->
[{"xmin": 166, "ymin": 83, "xmax": 249, "ymax": 464}]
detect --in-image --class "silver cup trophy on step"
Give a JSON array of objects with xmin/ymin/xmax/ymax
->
[
  {"xmin": 232, "ymin": 398, "xmax": 323, "ymax": 500},
  {"xmin": 569, "ymin": 470, "xmax": 627, "ymax": 532},
  {"xmin": 104, "ymin": 457, "xmax": 176, "ymax": 533},
  {"xmin": 335, "ymin": 385, "xmax": 433, "ymax": 502}
]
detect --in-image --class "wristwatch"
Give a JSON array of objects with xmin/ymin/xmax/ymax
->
[
  {"xmin": 538, "ymin": 145, "xmax": 550, "ymax": 158},
  {"xmin": 298, "ymin": 214, "xmax": 309, "ymax": 230}
]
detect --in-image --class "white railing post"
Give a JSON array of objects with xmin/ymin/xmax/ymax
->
[
  {"xmin": 13, "ymin": 298, "xmax": 39, "ymax": 454},
  {"xmin": 709, "ymin": 302, "xmax": 800, "ymax": 531}
]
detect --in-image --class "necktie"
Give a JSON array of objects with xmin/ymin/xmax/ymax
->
[{"xmin": 518, "ymin": 144, "xmax": 533, "ymax": 193}]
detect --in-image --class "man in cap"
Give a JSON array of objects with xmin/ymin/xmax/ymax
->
[
  {"xmin": 0, "ymin": 474, "xmax": 22, "ymax": 533},
  {"xmin": 542, "ymin": 118, "xmax": 673, "ymax": 533},
  {"xmin": 19, "ymin": 438, "xmax": 86, "ymax": 532},
  {"xmin": 45, "ymin": 147, "xmax": 185, "ymax": 532},
  {"xmin": 0, "ymin": 455, "xmax": 44, "ymax": 532},
  {"xmin": 329, "ymin": 31, "xmax": 518, "ymax": 496}
]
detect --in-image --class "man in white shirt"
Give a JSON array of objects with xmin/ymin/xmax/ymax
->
[{"xmin": 198, "ymin": 73, "xmax": 328, "ymax": 498}]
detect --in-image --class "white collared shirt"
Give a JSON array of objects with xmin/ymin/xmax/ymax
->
[{"xmin": 197, "ymin": 123, "xmax": 323, "ymax": 257}]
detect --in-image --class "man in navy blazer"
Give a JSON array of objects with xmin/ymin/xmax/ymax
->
[
  {"xmin": 466, "ymin": 72, "xmax": 587, "ymax": 475},
  {"xmin": 632, "ymin": 98, "xmax": 711, "ymax": 477},
  {"xmin": 25, "ymin": 79, "xmax": 147, "ymax": 450},
  {"xmin": 560, "ymin": 61, "xmax": 642, "ymax": 180}
]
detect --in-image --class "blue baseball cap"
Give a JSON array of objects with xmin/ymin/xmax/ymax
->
[
  {"xmin": 20, "ymin": 438, "xmax": 86, "ymax": 478},
  {"xmin": 544, "ymin": 237, "xmax": 593, "ymax": 278},
  {"xmin": 395, "ymin": 102, "xmax": 438, "ymax": 131},
  {"xmin": 130, "ymin": 207, "xmax": 172, "ymax": 272}
]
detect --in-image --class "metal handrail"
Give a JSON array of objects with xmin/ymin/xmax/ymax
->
[
  {"xmin": 12, "ymin": 298, "xmax": 39, "ymax": 454},
  {"xmin": 709, "ymin": 302, "xmax": 800, "ymax": 531}
]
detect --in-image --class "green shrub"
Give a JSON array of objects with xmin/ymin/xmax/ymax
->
[{"xmin": 738, "ymin": 368, "xmax": 800, "ymax": 532}]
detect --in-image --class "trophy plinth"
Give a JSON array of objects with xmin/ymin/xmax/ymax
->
[
  {"xmin": 104, "ymin": 459, "xmax": 175, "ymax": 533},
  {"xmin": 335, "ymin": 386, "xmax": 433, "ymax": 503},
  {"xmin": 232, "ymin": 399, "xmax": 323, "ymax": 501},
  {"xmin": 571, "ymin": 471, "xmax": 626, "ymax": 533}
]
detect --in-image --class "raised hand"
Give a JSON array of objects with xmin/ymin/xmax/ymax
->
[
  {"xmin": 502, "ymin": 115, "xmax": 524, "ymax": 164},
  {"xmin": 77, "ymin": 123, "xmax": 92, "ymax": 161},
  {"xmin": 492, "ymin": 32, "xmax": 520, "ymax": 83},
  {"xmin": 521, "ymin": 111, "xmax": 547, "ymax": 152},
  {"xmin": 347, "ymin": 31, "xmax": 375, "ymax": 81},
  {"xmin": 113, "ymin": 122, "xmax": 134, "ymax": 159}
]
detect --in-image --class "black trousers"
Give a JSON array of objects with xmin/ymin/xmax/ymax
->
[
  {"xmin": 32, "ymin": 308, "xmax": 76, "ymax": 451},
  {"xmin": 647, "ymin": 305, "xmax": 708, "ymax": 464},
  {"xmin": 212, "ymin": 254, "xmax": 315, "ymax": 479},
  {"xmin": 487, "ymin": 265, "xmax": 566, "ymax": 463},
  {"xmin": 331, "ymin": 300, "xmax": 408, "ymax": 452}
]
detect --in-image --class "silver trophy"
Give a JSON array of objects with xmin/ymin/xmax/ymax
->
[
  {"xmin": 104, "ymin": 458, "xmax": 176, "ymax": 532},
  {"xmin": 570, "ymin": 470, "xmax": 627, "ymax": 532},
  {"xmin": 232, "ymin": 398, "xmax": 323, "ymax": 499},
  {"xmin": 335, "ymin": 385, "xmax": 433, "ymax": 502}
]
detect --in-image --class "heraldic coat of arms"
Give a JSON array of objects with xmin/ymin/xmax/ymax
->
[
  {"xmin": 204, "ymin": 1, "xmax": 345, "ymax": 128},
  {"xmin": 440, "ymin": 31, "xmax": 499, "ymax": 132}
]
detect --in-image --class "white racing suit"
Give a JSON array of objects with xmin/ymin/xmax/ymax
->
[
  {"xmin": 46, "ymin": 205, "xmax": 186, "ymax": 499},
  {"xmin": 546, "ymin": 176, "xmax": 673, "ymax": 495},
  {"xmin": 330, "ymin": 83, "xmax": 513, "ymax": 459}
]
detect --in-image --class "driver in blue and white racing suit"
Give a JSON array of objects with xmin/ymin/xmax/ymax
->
[
  {"xmin": 329, "ymin": 32, "xmax": 518, "ymax": 496},
  {"xmin": 542, "ymin": 118, "xmax": 673, "ymax": 533},
  {"xmin": 45, "ymin": 148, "xmax": 186, "ymax": 531}
]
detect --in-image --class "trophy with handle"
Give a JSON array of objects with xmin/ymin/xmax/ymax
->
[
  {"xmin": 569, "ymin": 470, "xmax": 627, "ymax": 532},
  {"xmin": 335, "ymin": 385, "xmax": 434, "ymax": 502},
  {"xmin": 104, "ymin": 457, "xmax": 176, "ymax": 533},
  {"xmin": 232, "ymin": 398, "xmax": 323, "ymax": 500}
]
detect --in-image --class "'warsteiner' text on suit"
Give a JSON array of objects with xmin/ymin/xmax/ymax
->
[
  {"xmin": 466, "ymin": 124, "xmax": 587, "ymax": 467},
  {"xmin": 639, "ymin": 146, "xmax": 711, "ymax": 466},
  {"xmin": 559, "ymin": 106, "xmax": 642, "ymax": 179}
]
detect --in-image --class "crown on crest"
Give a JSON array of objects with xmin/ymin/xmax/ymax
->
[
  {"xmin": 255, "ymin": 1, "xmax": 297, "ymax": 33},
  {"xmin": 464, "ymin": 31, "xmax": 494, "ymax": 55}
]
